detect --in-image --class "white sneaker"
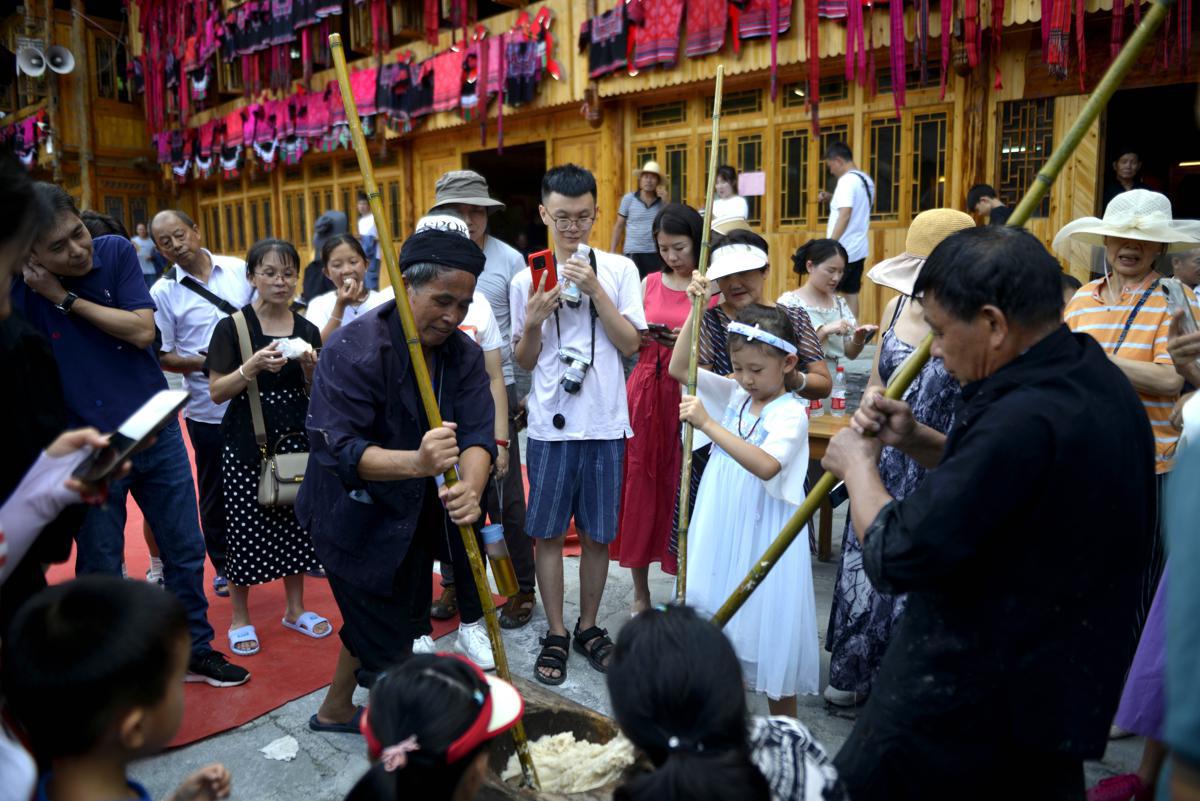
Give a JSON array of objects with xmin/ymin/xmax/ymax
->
[
  {"xmin": 412, "ymin": 635, "xmax": 436, "ymax": 654},
  {"xmin": 454, "ymin": 621, "xmax": 495, "ymax": 671},
  {"xmin": 823, "ymin": 685, "xmax": 867, "ymax": 707},
  {"xmin": 145, "ymin": 558, "xmax": 165, "ymax": 587}
]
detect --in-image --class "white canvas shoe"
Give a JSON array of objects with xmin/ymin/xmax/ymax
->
[
  {"xmin": 412, "ymin": 635, "xmax": 436, "ymax": 655},
  {"xmin": 454, "ymin": 621, "xmax": 495, "ymax": 671}
]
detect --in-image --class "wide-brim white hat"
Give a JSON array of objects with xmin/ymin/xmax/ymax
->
[
  {"xmin": 867, "ymin": 208, "xmax": 975, "ymax": 296},
  {"xmin": 1052, "ymin": 189, "xmax": 1200, "ymax": 254},
  {"xmin": 707, "ymin": 243, "xmax": 769, "ymax": 281}
]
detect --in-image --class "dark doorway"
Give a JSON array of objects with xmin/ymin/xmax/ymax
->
[
  {"xmin": 466, "ymin": 142, "xmax": 547, "ymax": 255},
  {"xmin": 1102, "ymin": 82, "xmax": 1200, "ymax": 218}
]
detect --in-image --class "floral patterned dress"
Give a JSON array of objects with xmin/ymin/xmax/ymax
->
[{"xmin": 824, "ymin": 297, "xmax": 961, "ymax": 694}]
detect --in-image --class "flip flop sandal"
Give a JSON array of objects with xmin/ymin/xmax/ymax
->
[
  {"xmin": 430, "ymin": 585, "xmax": 458, "ymax": 620},
  {"xmin": 282, "ymin": 611, "xmax": 333, "ymax": 639},
  {"xmin": 228, "ymin": 625, "xmax": 260, "ymax": 656},
  {"xmin": 534, "ymin": 633, "xmax": 570, "ymax": 686},
  {"xmin": 572, "ymin": 621, "xmax": 614, "ymax": 674},
  {"xmin": 307, "ymin": 706, "xmax": 365, "ymax": 735},
  {"xmin": 499, "ymin": 591, "xmax": 536, "ymax": 630}
]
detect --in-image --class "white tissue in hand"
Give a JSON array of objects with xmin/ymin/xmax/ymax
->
[
  {"xmin": 273, "ymin": 337, "xmax": 313, "ymax": 360},
  {"xmin": 260, "ymin": 735, "xmax": 299, "ymax": 762}
]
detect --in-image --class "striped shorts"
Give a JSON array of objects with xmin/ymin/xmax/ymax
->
[{"xmin": 525, "ymin": 438, "xmax": 625, "ymax": 544}]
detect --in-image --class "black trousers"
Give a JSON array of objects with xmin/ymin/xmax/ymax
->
[
  {"xmin": 325, "ymin": 487, "xmax": 438, "ymax": 674},
  {"xmin": 184, "ymin": 418, "xmax": 226, "ymax": 577},
  {"xmin": 441, "ymin": 383, "xmax": 536, "ymax": 595}
]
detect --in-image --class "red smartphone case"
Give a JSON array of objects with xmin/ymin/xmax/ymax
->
[{"xmin": 528, "ymin": 249, "xmax": 557, "ymax": 291}]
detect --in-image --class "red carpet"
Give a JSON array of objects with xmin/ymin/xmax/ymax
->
[{"xmin": 44, "ymin": 421, "xmax": 503, "ymax": 747}]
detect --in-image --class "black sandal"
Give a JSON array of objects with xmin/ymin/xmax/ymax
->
[
  {"xmin": 572, "ymin": 620, "xmax": 614, "ymax": 674},
  {"xmin": 535, "ymin": 633, "xmax": 571, "ymax": 686}
]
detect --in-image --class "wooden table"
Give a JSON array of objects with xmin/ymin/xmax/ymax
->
[{"xmin": 807, "ymin": 415, "xmax": 851, "ymax": 562}]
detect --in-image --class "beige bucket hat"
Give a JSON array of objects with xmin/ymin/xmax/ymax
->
[
  {"xmin": 867, "ymin": 209, "xmax": 976, "ymax": 296},
  {"xmin": 430, "ymin": 170, "xmax": 505, "ymax": 214},
  {"xmin": 1052, "ymin": 189, "xmax": 1200, "ymax": 254}
]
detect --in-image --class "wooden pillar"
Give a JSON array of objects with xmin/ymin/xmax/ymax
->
[
  {"xmin": 70, "ymin": 0, "xmax": 93, "ymax": 209},
  {"xmin": 958, "ymin": 64, "xmax": 990, "ymax": 203},
  {"xmin": 42, "ymin": 0, "xmax": 63, "ymax": 183}
]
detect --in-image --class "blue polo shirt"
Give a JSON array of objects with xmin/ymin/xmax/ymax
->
[{"xmin": 12, "ymin": 235, "xmax": 166, "ymax": 431}]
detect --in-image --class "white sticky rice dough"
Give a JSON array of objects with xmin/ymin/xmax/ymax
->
[{"xmin": 501, "ymin": 732, "xmax": 636, "ymax": 793}]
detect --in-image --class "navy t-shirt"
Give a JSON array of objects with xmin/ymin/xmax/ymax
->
[{"xmin": 12, "ymin": 235, "xmax": 166, "ymax": 431}]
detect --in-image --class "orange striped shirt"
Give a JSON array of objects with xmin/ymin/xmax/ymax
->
[{"xmin": 1065, "ymin": 275, "xmax": 1196, "ymax": 473}]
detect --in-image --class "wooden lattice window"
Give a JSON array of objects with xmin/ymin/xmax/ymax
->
[
  {"xmin": 284, "ymin": 192, "xmax": 307, "ymax": 244},
  {"xmin": 779, "ymin": 127, "xmax": 810, "ymax": 227},
  {"xmin": 341, "ymin": 188, "xmax": 353, "ymax": 223},
  {"xmin": 236, "ymin": 202, "xmax": 247, "ymax": 251},
  {"xmin": 311, "ymin": 161, "xmax": 333, "ymax": 179},
  {"xmin": 95, "ymin": 36, "xmax": 132, "ymax": 102},
  {"xmin": 781, "ymin": 83, "xmax": 809, "ymax": 109},
  {"xmin": 735, "ymin": 134, "xmax": 764, "ymax": 225},
  {"xmin": 997, "ymin": 99, "xmax": 1053, "ymax": 218},
  {"xmin": 249, "ymin": 199, "xmax": 261, "ymax": 243},
  {"xmin": 706, "ymin": 89, "xmax": 763, "ymax": 118},
  {"xmin": 820, "ymin": 76, "xmax": 849, "ymax": 103},
  {"xmin": 206, "ymin": 206, "xmax": 222, "ymax": 253},
  {"xmin": 818, "ymin": 123, "xmax": 850, "ymax": 224},
  {"xmin": 869, "ymin": 118, "xmax": 902, "ymax": 222},
  {"xmin": 637, "ymin": 101, "xmax": 688, "ymax": 129},
  {"xmin": 634, "ymin": 145, "xmax": 658, "ymax": 174},
  {"xmin": 224, "ymin": 205, "xmax": 237, "ymax": 254},
  {"xmin": 664, "ymin": 142, "xmax": 688, "ymax": 204},
  {"xmin": 912, "ymin": 112, "xmax": 948, "ymax": 212}
]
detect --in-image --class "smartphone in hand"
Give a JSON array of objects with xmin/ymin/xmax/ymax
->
[
  {"xmin": 528, "ymin": 250, "xmax": 557, "ymax": 292},
  {"xmin": 71, "ymin": 390, "xmax": 189, "ymax": 484}
]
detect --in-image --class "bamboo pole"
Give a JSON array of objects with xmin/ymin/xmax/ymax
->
[
  {"xmin": 328, "ymin": 34, "xmax": 539, "ymax": 790},
  {"xmin": 710, "ymin": 0, "xmax": 1173, "ymax": 628},
  {"xmin": 675, "ymin": 65, "xmax": 725, "ymax": 604}
]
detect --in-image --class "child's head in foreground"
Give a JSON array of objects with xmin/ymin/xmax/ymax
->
[
  {"xmin": 728, "ymin": 304, "xmax": 801, "ymax": 400},
  {"xmin": 2, "ymin": 575, "xmax": 190, "ymax": 765}
]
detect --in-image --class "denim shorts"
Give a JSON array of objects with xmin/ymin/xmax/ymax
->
[{"xmin": 525, "ymin": 438, "xmax": 625, "ymax": 544}]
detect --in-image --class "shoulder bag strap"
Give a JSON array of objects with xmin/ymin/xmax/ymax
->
[
  {"xmin": 850, "ymin": 170, "xmax": 874, "ymax": 206},
  {"xmin": 180, "ymin": 274, "xmax": 240, "ymax": 315},
  {"xmin": 232, "ymin": 311, "xmax": 269, "ymax": 456}
]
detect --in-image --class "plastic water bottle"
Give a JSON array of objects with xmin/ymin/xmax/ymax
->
[
  {"xmin": 809, "ymin": 396, "xmax": 824, "ymax": 417},
  {"xmin": 561, "ymin": 244, "xmax": 589, "ymax": 308},
  {"xmin": 831, "ymin": 366, "xmax": 847, "ymax": 417}
]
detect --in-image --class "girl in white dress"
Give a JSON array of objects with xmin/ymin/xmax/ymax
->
[{"xmin": 669, "ymin": 289, "xmax": 820, "ymax": 716}]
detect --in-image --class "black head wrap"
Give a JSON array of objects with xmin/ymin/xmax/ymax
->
[{"xmin": 398, "ymin": 228, "xmax": 486, "ymax": 277}]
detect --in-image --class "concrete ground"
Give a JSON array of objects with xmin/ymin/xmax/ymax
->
[{"xmin": 134, "ymin": 349, "xmax": 1142, "ymax": 798}]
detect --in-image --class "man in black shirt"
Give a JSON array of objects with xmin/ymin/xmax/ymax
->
[
  {"xmin": 823, "ymin": 226, "xmax": 1155, "ymax": 800},
  {"xmin": 966, "ymin": 183, "xmax": 1012, "ymax": 226}
]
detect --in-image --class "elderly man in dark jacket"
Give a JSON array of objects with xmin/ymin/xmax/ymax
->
[
  {"xmin": 823, "ymin": 226, "xmax": 1155, "ymax": 801},
  {"xmin": 297, "ymin": 228, "xmax": 495, "ymax": 734}
]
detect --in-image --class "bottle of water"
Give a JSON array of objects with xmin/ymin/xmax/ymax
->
[
  {"xmin": 831, "ymin": 366, "xmax": 847, "ymax": 417},
  {"xmin": 809, "ymin": 396, "xmax": 824, "ymax": 417},
  {"xmin": 561, "ymin": 244, "xmax": 588, "ymax": 308}
]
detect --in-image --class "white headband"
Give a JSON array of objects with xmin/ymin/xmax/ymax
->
[
  {"xmin": 727, "ymin": 322, "xmax": 798, "ymax": 355},
  {"xmin": 707, "ymin": 244, "xmax": 769, "ymax": 281}
]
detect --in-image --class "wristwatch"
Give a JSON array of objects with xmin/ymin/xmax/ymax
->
[{"xmin": 55, "ymin": 291, "xmax": 78, "ymax": 315}]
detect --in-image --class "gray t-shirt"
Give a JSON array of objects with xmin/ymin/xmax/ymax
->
[
  {"xmin": 617, "ymin": 191, "xmax": 663, "ymax": 255},
  {"xmin": 131, "ymin": 235, "xmax": 157, "ymax": 276},
  {"xmin": 477, "ymin": 235, "xmax": 526, "ymax": 385}
]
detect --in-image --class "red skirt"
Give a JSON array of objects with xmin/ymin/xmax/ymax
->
[{"xmin": 611, "ymin": 342, "xmax": 681, "ymax": 574}]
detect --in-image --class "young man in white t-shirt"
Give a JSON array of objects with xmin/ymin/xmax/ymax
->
[
  {"xmin": 819, "ymin": 143, "xmax": 874, "ymax": 318},
  {"xmin": 510, "ymin": 164, "xmax": 646, "ymax": 685}
]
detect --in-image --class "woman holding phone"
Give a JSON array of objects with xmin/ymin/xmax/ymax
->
[
  {"xmin": 611, "ymin": 204, "xmax": 715, "ymax": 614},
  {"xmin": 206, "ymin": 238, "xmax": 328, "ymax": 658},
  {"xmin": 778, "ymin": 239, "xmax": 878, "ymax": 374}
]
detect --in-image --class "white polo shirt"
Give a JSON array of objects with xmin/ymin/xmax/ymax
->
[
  {"xmin": 150, "ymin": 251, "xmax": 253, "ymax": 424},
  {"xmin": 460, "ymin": 291, "xmax": 503, "ymax": 352},
  {"xmin": 510, "ymin": 248, "xmax": 646, "ymax": 441}
]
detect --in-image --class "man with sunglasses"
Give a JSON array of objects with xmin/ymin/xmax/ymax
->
[{"xmin": 510, "ymin": 164, "xmax": 646, "ymax": 685}]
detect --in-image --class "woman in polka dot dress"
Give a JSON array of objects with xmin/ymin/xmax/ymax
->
[{"xmin": 206, "ymin": 238, "xmax": 329, "ymax": 657}]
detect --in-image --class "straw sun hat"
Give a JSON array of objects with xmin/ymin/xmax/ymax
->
[
  {"xmin": 635, "ymin": 160, "xmax": 662, "ymax": 177},
  {"xmin": 1052, "ymin": 189, "xmax": 1200, "ymax": 254},
  {"xmin": 867, "ymin": 209, "xmax": 975, "ymax": 296}
]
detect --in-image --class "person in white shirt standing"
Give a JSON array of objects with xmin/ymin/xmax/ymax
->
[
  {"xmin": 511, "ymin": 164, "xmax": 646, "ymax": 685},
  {"xmin": 302, "ymin": 233, "xmax": 391, "ymax": 341},
  {"xmin": 818, "ymin": 143, "xmax": 874, "ymax": 318},
  {"xmin": 428, "ymin": 170, "xmax": 539, "ymax": 631},
  {"xmin": 356, "ymin": 191, "xmax": 381, "ymax": 291},
  {"xmin": 130, "ymin": 222, "xmax": 159, "ymax": 288},
  {"xmin": 149, "ymin": 209, "xmax": 253, "ymax": 598}
]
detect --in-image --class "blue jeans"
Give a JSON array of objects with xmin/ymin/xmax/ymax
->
[
  {"xmin": 75, "ymin": 420, "xmax": 214, "ymax": 657},
  {"xmin": 364, "ymin": 257, "xmax": 381, "ymax": 290}
]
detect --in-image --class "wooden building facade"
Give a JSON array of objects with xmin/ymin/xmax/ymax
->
[{"xmin": 8, "ymin": 0, "xmax": 1199, "ymax": 326}]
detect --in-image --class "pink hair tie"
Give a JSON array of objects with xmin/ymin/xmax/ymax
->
[{"xmin": 380, "ymin": 735, "xmax": 421, "ymax": 772}]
